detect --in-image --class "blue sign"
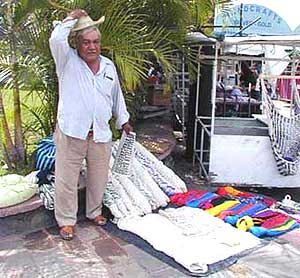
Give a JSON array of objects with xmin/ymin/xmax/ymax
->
[{"xmin": 215, "ymin": 4, "xmax": 291, "ymax": 36}]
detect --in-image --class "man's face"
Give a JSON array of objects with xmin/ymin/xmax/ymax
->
[{"xmin": 77, "ymin": 29, "xmax": 100, "ymax": 64}]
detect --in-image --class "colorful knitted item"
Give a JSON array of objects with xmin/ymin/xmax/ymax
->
[
  {"xmin": 252, "ymin": 209, "xmax": 279, "ymax": 219},
  {"xmin": 234, "ymin": 196, "xmax": 275, "ymax": 207},
  {"xmin": 205, "ymin": 200, "xmax": 240, "ymax": 217},
  {"xmin": 197, "ymin": 200, "xmax": 214, "ymax": 210},
  {"xmin": 168, "ymin": 188, "xmax": 299, "ymax": 238},
  {"xmin": 225, "ymin": 204, "xmax": 268, "ymax": 225},
  {"xmin": 197, "ymin": 195, "xmax": 225, "ymax": 209},
  {"xmin": 251, "ymin": 208, "xmax": 300, "ymax": 227},
  {"xmin": 231, "ymin": 207, "xmax": 300, "ymax": 237},
  {"xmin": 260, "ymin": 214, "xmax": 291, "ymax": 229},
  {"xmin": 236, "ymin": 216, "xmax": 255, "ymax": 232},
  {"xmin": 218, "ymin": 203, "xmax": 253, "ymax": 220},
  {"xmin": 249, "ymin": 220, "xmax": 299, "ymax": 237},
  {"xmin": 216, "ymin": 186, "xmax": 253, "ymax": 198},
  {"xmin": 169, "ymin": 190, "xmax": 207, "ymax": 206},
  {"xmin": 216, "ymin": 186, "xmax": 276, "ymax": 207},
  {"xmin": 185, "ymin": 192, "xmax": 219, "ymax": 208},
  {"xmin": 210, "ymin": 196, "xmax": 233, "ymax": 206}
]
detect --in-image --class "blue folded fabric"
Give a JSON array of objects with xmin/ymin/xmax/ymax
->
[
  {"xmin": 249, "ymin": 222, "xmax": 300, "ymax": 237},
  {"xmin": 36, "ymin": 135, "xmax": 56, "ymax": 171},
  {"xmin": 185, "ymin": 192, "xmax": 218, "ymax": 208},
  {"xmin": 225, "ymin": 202, "xmax": 248, "ymax": 212},
  {"xmin": 225, "ymin": 204, "xmax": 267, "ymax": 225}
]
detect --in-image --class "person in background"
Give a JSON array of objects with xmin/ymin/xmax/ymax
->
[
  {"xmin": 49, "ymin": 9, "xmax": 132, "ymax": 240},
  {"xmin": 240, "ymin": 61, "xmax": 257, "ymax": 89},
  {"xmin": 240, "ymin": 62, "xmax": 260, "ymax": 101}
]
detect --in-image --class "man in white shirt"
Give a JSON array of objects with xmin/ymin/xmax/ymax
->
[{"xmin": 49, "ymin": 9, "xmax": 132, "ymax": 240}]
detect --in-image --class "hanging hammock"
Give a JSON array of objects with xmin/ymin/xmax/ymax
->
[{"xmin": 261, "ymin": 77, "xmax": 300, "ymax": 176}]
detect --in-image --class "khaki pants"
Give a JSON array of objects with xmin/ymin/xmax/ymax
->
[{"xmin": 54, "ymin": 127, "xmax": 111, "ymax": 227}]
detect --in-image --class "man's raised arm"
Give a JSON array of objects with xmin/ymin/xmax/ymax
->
[{"xmin": 49, "ymin": 9, "xmax": 87, "ymax": 75}]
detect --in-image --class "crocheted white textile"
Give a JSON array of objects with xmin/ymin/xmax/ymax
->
[
  {"xmin": 135, "ymin": 142, "xmax": 187, "ymax": 193},
  {"xmin": 104, "ymin": 140, "xmax": 181, "ymax": 221},
  {"xmin": 117, "ymin": 207, "xmax": 262, "ymax": 274}
]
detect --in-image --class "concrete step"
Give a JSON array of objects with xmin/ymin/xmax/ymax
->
[
  {"xmin": 214, "ymin": 117, "xmax": 269, "ymax": 136},
  {"xmin": 137, "ymin": 105, "xmax": 170, "ymax": 119}
]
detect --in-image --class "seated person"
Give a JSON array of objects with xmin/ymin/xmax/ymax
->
[
  {"xmin": 216, "ymin": 80, "xmax": 225, "ymax": 97},
  {"xmin": 231, "ymin": 86, "xmax": 243, "ymax": 98},
  {"xmin": 239, "ymin": 62, "xmax": 261, "ymax": 101},
  {"xmin": 148, "ymin": 62, "xmax": 163, "ymax": 85},
  {"xmin": 240, "ymin": 62, "xmax": 258, "ymax": 90}
]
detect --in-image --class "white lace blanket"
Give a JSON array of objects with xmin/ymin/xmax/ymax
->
[
  {"xmin": 134, "ymin": 142, "xmax": 187, "ymax": 196},
  {"xmin": 104, "ymin": 140, "xmax": 188, "ymax": 221},
  {"xmin": 134, "ymin": 142, "xmax": 187, "ymax": 193},
  {"xmin": 117, "ymin": 207, "xmax": 262, "ymax": 274}
]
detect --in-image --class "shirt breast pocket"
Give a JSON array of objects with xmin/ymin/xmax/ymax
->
[{"xmin": 97, "ymin": 76, "xmax": 113, "ymax": 101}]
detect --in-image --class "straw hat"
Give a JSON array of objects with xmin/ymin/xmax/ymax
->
[{"xmin": 72, "ymin": 15, "xmax": 105, "ymax": 32}]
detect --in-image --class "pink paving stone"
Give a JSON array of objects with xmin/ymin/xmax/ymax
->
[
  {"xmin": 92, "ymin": 237, "xmax": 128, "ymax": 264},
  {"xmin": 0, "ymin": 195, "xmax": 43, "ymax": 218}
]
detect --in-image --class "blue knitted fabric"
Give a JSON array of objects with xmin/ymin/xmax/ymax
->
[
  {"xmin": 249, "ymin": 222, "xmax": 300, "ymax": 237},
  {"xmin": 185, "ymin": 192, "xmax": 218, "ymax": 208},
  {"xmin": 225, "ymin": 204, "xmax": 267, "ymax": 225},
  {"xmin": 36, "ymin": 135, "xmax": 56, "ymax": 171}
]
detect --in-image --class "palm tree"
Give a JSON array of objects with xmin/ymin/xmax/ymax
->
[
  {"xmin": 0, "ymin": 0, "xmax": 59, "ymax": 168},
  {"xmin": 188, "ymin": 0, "xmax": 233, "ymax": 34},
  {"xmin": 0, "ymin": 87, "xmax": 19, "ymax": 169},
  {"xmin": 0, "ymin": 0, "xmax": 25, "ymax": 167}
]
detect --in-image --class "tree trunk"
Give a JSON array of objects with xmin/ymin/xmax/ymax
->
[
  {"xmin": 0, "ymin": 88, "xmax": 19, "ymax": 169},
  {"xmin": 11, "ymin": 64, "xmax": 25, "ymax": 164},
  {"xmin": 6, "ymin": 0, "xmax": 25, "ymax": 165}
]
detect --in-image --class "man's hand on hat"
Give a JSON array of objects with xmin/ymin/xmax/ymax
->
[{"xmin": 63, "ymin": 9, "xmax": 87, "ymax": 23}]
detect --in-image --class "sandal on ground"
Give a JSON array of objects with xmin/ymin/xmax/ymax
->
[
  {"xmin": 92, "ymin": 215, "xmax": 107, "ymax": 226},
  {"xmin": 59, "ymin": 225, "xmax": 74, "ymax": 240}
]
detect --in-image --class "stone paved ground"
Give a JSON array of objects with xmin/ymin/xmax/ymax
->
[
  {"xmin": 2, "ymin": 212, "xmax": 300, "ymax": 278},
  {"xmin": 0, "ymin": 219, "xmax": 196, "ymax": 278}
]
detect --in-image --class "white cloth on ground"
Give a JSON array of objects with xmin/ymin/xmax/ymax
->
[{"xmin": 117, "ymin": 207, "xmax": 262, "ymax": 274}]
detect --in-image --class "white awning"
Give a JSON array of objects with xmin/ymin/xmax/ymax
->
[{"xmin": 222, "ymin": 35, "xmax": 300, "ymax": 46}]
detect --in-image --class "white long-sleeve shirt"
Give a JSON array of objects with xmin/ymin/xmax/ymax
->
[{"xmin": 49, "ymin": 20, "xmax": 129, "ymax": 143}]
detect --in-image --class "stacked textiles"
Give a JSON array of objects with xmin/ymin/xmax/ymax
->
[
  {"xmin": 26, "ymin": 170, "xmax": 56, "ymax": 210},
  {"xmin": 103, "ymin": 141, "xmax": 187, "ymax": 221},
  {"xmin": 134, "ymin": 141, "xmax": 187, "ymax": 196},
  {"xmin": 117, "ymin": 206, "xmax": 262, "ymax": 275},
  {"xmin": 273, "ymin": 194, "xmax": 300, "ymax": 218},
  {"xmin": 169, "ymin": 186, "xmax": 299, "ymax": 238},
  {"xmin": 30, "ymin": 136, "xmax": 187, "ymax": 214}
]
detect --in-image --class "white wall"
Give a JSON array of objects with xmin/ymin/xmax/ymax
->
[{"xmin": 209, "ymin": 134, "xmax": 300, "ymax": 187}]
